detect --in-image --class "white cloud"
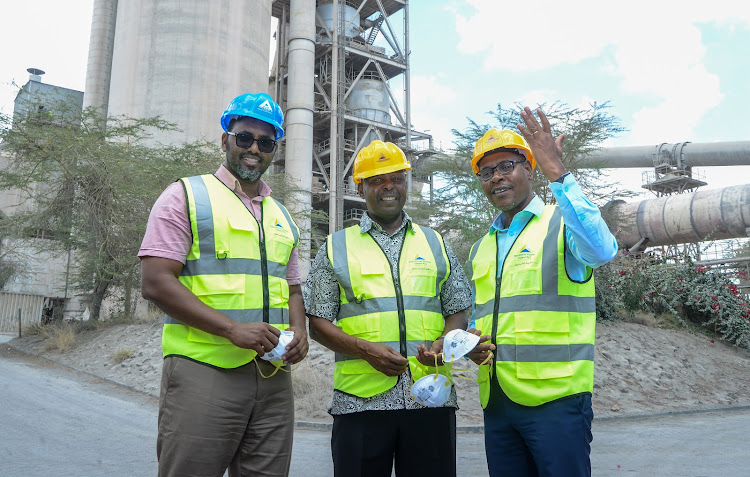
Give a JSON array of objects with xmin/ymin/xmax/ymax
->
[
  {"xmin": 452, "ymin": 0, "xmax": 745, "ymax": 143},
  {"xmin": 409, "ymin": 75, "xmax": 460, "ymax": 150}
]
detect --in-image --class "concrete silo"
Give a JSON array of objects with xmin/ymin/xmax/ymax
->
[{"xmin": 85, "ymin": 0, "xmax": 272, "ymax": 144}]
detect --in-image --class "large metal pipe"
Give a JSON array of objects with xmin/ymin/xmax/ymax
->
[
  {"xmin": 82, "ymin": 0, "xmax": 118, "ymax": 116},
  {"xmin": 603, "ymin": 184, "xmax": 750, "ymax": 249},
  {"xmin": 578, "ymin": 142, "xmax": 750, "ymax": 169},
  {"xmin": 285, "ymin": 0, "xmax": 315, "ymax": 272}
]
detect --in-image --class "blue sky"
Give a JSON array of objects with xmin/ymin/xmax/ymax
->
[{"xmin": 2, "ymin": 0, "xmax": 748, "ymax": 196}]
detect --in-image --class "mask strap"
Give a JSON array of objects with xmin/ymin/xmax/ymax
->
[
  {"xmin": 256, "ymin": 359, "xmax": 292, "ymax": 379},
  {"xmin": 440, "ymin": 351, "xmax": 495, "ymax": 382}
]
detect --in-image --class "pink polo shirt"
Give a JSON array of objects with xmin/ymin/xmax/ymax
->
[{"xmin": 138, "ymin": 165, "xmax": 301, "ymax": 285}]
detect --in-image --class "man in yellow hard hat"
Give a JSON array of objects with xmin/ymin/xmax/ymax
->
[
  {"xmin": 466, "ymin": 107, "xmax": 618, "ymax": 476},
  {"xmin": 303, "ymin": 139, "xmax": 473, "ymax": 477}
]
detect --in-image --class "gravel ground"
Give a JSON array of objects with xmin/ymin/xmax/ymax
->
[{"xmin": 5, "ymin": 316, "xmax": 750, "ymax": 425}]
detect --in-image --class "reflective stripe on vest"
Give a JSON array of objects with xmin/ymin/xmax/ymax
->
[
  {"xmin": 468, "ymin": 205, "xmax": 596, "ymax": 407},
  {"xmin": 162, "ymin": 174, "xmax": 299, "ymax": 368},
  {"xmin": 328, "ymin": 223, "xmax": 451, "ymax": 398}
]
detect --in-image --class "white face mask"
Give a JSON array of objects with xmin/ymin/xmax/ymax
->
[
  {"xmin": 410, "ymin": 374, "xmax": 452, "ymax": 407},
  {"xmin": 259, "ymin": 330, "xmax": 295, "ymax": 361},
  {"xmin": 441, "ymin": 329, "xmax": 480, "ymax": 363}
]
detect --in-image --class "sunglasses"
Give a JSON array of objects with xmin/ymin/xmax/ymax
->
[{"xmin": 226, "ymin": 132, "xmax": 277, "ymax": 153}]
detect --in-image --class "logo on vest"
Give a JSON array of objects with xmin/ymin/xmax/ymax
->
[
  {"xmin": 511, "ymin": 243, "xmax": 536, "ymax": 266},
  {"xmin": 274, "ymin": 220, "xmax": 284, "ymax": 229},
  {"xmin": 409, "ymin": 253, "xmax": 432, "ymax": 271}
]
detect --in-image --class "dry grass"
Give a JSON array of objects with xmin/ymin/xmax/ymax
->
[
  {"xmin": 41, "ymin": 321, "xmax": 76, "ymax": 352},
  {"xmin": 135, "ymin": 306, "xmax": 164, "ymax": 326},
  {"xmin": 21, "ymin": 322, "xmax": 46, "ymax": 336},
  {"xmin": 291, "ymin": 343, "xmax": 335, "ymax": 421},
  {"xmin": 113, "ymin": 348, "xmax": 136, "ymax": 363}
]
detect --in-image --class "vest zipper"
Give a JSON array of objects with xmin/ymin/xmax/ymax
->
[
  {"xmin": 491, "ymin": 233, "xmax": 501, "ymax": 373},
  {"xmin": 373, "ymin": 236, "xmax": 408, "ymax": 358},
  {"xmin": 223, "ymin": 178, "xmax": 270, "ymax": 324},
  {"xmin": 258, "ymin": 202, "xmax": 270, "ymax": 323},
  {"xmin": 490, "ymin": 217, "xmax": 533, "ymax": 376}
]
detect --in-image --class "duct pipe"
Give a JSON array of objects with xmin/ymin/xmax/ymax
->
[
  {"xmin": 603, "ymin": 184, "xmax": 750, "ymax": 249},
  {"xmin": 285, "ymin": 0, "xmax": 315, "ymax": 274},
  {"xmin": 82, "ymin": 0, "xmax": 118, "ymax": 116},
  {"xmin": 578, "ymin": 142, "xmax": 750, "ymax": 169}
]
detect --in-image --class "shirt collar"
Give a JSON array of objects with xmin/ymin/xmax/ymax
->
[
  {"xmin": 216, "ymin": 164, "xmax": 271, "ymax": 199},
  {"xmin": 359, "ymin": 210, "xmax": 413, "ymax": 235},
  {"xmin": 489, "ymin": 195, "xmax": 544, "ymax": 234}
]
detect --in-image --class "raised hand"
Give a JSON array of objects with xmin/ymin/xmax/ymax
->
[{"xmin": 517, "ymin": 106, "xmax": 567, "ymax": 182}]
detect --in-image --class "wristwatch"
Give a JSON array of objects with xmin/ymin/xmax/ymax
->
[{"xmin": 554, "ymin": 172, "xmax": 571, "ymax": 184}]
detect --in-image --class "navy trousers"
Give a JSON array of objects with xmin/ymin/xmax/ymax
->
[{"xmin": 483, "ymin": 378, "xmax": 593, "ymax": 477}]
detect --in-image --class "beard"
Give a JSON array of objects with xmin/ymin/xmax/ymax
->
[
  {"xmin": 228, "ymin": 153, "xmax": 268, "ymax": 183},
  {"xmin": 235, "ymin": 166, "xmax": 263, "ymax": 183}
]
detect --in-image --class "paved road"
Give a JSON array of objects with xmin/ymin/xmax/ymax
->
[
  {"xmin": 0, "ymin": 344, "xmax": 158, "ymax": 476},
  {"xmin": 2, "ymin": 336, "xmax": 749, "ymax": 476}
]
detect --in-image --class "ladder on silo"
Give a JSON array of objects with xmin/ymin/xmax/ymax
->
[{"xmin": 367, "ymin": 15, "xmax": 384, "ymax": 44}]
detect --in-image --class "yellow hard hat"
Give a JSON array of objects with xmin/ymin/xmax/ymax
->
[
  {"xmin": 472, "ymin": 129, "xmax": 535, "ymax": 174},
  {"xmin": 352, "ymin": 140, "xmax": 411, "ymax": 184}
]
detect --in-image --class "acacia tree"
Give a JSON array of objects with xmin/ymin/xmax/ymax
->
[
  {"xmin": 415, "ymin": 101, "xmax": 632, "ymax": 262},
  {"xmin": 0, "ymin": 97, "xmax": 218, "ymax": 320}
]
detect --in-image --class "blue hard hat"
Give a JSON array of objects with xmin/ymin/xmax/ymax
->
[{"xmin": 220, "ymin": 92, "xmax": 284, "ymax": 140}]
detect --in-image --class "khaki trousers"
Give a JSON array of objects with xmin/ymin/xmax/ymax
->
[{"xmin": 157, "ymin": 355, "xmax": 294, "ymax": 477}]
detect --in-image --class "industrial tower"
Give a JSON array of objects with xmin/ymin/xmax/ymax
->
[
  {"xmin": 639, "ymin": 142, "xmax": 708, "ymax": 259},
  {"xmin": 270, "ymin": 0, "xmax": 434, "ymax": 245}
]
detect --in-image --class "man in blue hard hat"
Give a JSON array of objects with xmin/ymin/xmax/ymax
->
[{"xmin": 139, "ymin": 92, "xmax": 307, "ymax": 476}]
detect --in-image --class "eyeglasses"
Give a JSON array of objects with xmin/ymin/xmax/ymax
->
[
  {"xmin": 226, "ymin": 132, "xmax": 277, "ymax": 153},
  {"xmin": 477, "ymin": 159, "xmax": 526, "ymax": 182}
]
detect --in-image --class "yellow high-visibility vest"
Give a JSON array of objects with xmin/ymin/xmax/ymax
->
[
  {"xmin": 468, "ymin": 205, "xmax": 596, "ymax": 407},
  {"xmin": 328, "ymin": 223, "xmax": 451, "ymax": 398},
  {"xmin": 162, "ymin": 174, "xmax": 299, "ymax": 368}
]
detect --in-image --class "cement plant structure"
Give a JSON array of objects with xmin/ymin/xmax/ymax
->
[
  {"xmin": 2, "ymin": 0, "xmax": 750, "ymax": 329},
  {"xmin": 270, "ymin": 0, "xmax": 433, "ymax": 241}
]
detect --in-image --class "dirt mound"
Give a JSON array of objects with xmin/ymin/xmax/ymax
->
[{"xmin": 6, "ymin": 317, "xmax": 750, "ymax": 425}]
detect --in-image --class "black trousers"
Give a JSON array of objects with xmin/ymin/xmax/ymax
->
[{"xmin": 331, "ymin": 407, "xmax": 457, "ymax": 477}]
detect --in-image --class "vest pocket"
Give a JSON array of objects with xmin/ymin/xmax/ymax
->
[
  {"xmin": 340, "ymin": 359, "xmax": 382, "ymax": 375},
  {"xmin": 191, "ymin": 274, "xmax": 245, "ymax": 299},
  {"xmin": 266, "ymin": 229, "xmax": 295, "ymax": 264},
  {"xmin": 403, "ymin": 269, "xmax": 438, "ymax": 296},
  {"xmin": 502, "ymin": 268, "xmax": 542, "ymax": 295},
  {"xmin": 472, "ymin": 260, "xmax": 494, "ymax": 304},
  {"xmin": 514, "ymin": 314, "xmax": 573, "ymax": 380},
  {"xmin": 188, "ymin": 327, "xmax": 232, "ymax": 345},
  {"xmin": 226, "ymin": 215, "xmax": 258, "ymax": 258},
  {"xmin": 516, "ymin": 361, "xmax": 573, "ymax": 380}
]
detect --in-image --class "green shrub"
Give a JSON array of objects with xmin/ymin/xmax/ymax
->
[{"xmin": 595, "ymin": 256, "xmax": 750, "ymax": 348}]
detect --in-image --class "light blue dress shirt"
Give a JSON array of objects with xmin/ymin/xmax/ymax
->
[{"xmin": 469, "ymin": 174, "xmax": 618, "ymax": 328}]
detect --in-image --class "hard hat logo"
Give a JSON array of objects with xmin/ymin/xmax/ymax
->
[
  {"xmin": 352, "ymin": 140, "xmax": 411, "ymax": 184},
  {"xmin": 221, "ymin": 93, "xmax": 285, "ymax": 140},
  {"xmin": 258, "ymin": 100, "xmax": 273, "ymax": 113}
]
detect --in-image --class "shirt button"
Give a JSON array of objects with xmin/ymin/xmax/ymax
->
[
  {"xmin": 510, "ymin": 232, "xmax": 515, "ymax": 236},
  {"xmin": 564, "ymin": 187, "xmax": 569, "ymax": 192},
  {"xmin": 579, "ymin": 215, "xmax": 586, "ymax": 221}
]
